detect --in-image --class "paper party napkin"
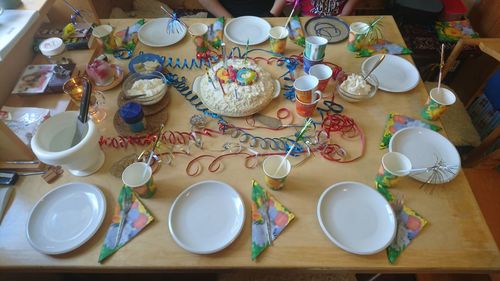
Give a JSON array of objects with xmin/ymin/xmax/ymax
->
[
  {"xmin": 356, "ymin": 39, "xmax": 412, "ymax": 58},
  {"xmin": 114, "ymin": 19, "xmax": 145, "ymax": 51},
  {"xmin": 377, "ymin": 186, "xmax": 428, "ymax": 264},
  {"xmin": 435, "ymin": 20, "xmax": 478, "ymax": 43},
  {"xmin": 380, "ymin": 112, "xmax": 441, "ymax": 149},
  {"xmin": 251, "ymin": 180, "xmax": 295, "ymax": 260},
  {"xmin": 98, "ymin": 186, "xmax": 154, "ymax": 263}
]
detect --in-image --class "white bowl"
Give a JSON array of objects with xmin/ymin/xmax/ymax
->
[
  {"xmin": 31, "ymin": 111, "xmax": 105, "ymax": 176},
  {"xmin": 122, "ymin": 71, "xmax": 168, "ymax": 106}
]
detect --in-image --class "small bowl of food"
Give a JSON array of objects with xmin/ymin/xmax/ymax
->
[
  {"xmin": 336, "ymin": 73, "xmax": 378, "ymax": 103},
  {"xmin": 122, "ymin": 71, "xmax": 168, "ymax": 105},
  {"xmin": 128, "ymin": 52, "xmax": 165, "ymax": 74}
]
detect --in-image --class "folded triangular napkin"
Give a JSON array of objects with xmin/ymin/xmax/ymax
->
[
  {"xmin": 98, "ymin": 186, "xmax": 154, "ymax": 263},
  {"xmin": 251, "ymin": 180, "xmax": 295, "ymax": 260},
  {"xmin": 356, "ymin": 39, "xmax": 412, "ymax": 57},
  {"xmin": 377, "ymin": 186, "xmax": 428, "ymax": 264}
]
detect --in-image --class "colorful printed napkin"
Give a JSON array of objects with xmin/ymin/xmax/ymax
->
[
  {"xmin": 356, "ymin": 39, "xmax": 412, "ymax": 57},
  {"xmin": 380, "ymin": 113, "xmax": 442, "ymax": 149},
  {"xmin": 98, "ymin": 186, "xmax": 154, "ymax": 263},
  {"xmin": 208, "ymin": 17, "xmax": 224, "ymax": 49},
  {"xmin": 435, "ymin": 20, "xmax": 478, "ymax": 43},
  {"xmin": 377, "ymin": 186, "xmax": 428, "ymax": 264},
  {"xmin": 251, "ymin": 180, "xmax": 295, "ymax": 260},
  {"xmin": 114, "ymin": 19, "xmax": 145, "ymax": 51}
]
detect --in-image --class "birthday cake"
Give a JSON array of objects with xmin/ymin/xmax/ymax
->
[{"xmin": 198, "ymin": 59, "xmax": 277, "ymax": 117}]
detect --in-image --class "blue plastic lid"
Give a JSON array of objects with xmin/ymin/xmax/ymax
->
[{"xmin": 119, "ymin": 102, "xmax": 144, "ymax": 124}]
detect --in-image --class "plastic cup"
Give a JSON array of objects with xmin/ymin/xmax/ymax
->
[
  {"xmin": 421, "ymin": 87, "xmax": 456, "ymax": 121},
  {"xmin": 294, "ymin": 75, "xmax": 321, "ymax": 103},
  {"xmin": 375, "ymin": 152, "xmax": 412, "ymax": 189},
  {"xmin": 269, "ymin": 26, "xmax": 289, "ymax": 55},
  {"xmin": 305, "ymin": 36, "xmax": 327, "ymax": 60},
  {"xmin": 92, "ymin": 25, "xmax": 114, "ymax": 54},
  {"xmin": 122, "ymin": 162, "xmax": 156, "ymax": 198},
  {"xmin": 263, "ymin": 155, "xmax": 291, "ymax": 191},
  {"xmin": 309, "ymin": 64, "xmax": 333, "ymax": 92},
  {"xmin": 188, "ymin": 23, "xmax": 209, "ymax": 54},
  {"xmin": 347, "ymin": 22, "xmax": 369, "ymax": 52}
]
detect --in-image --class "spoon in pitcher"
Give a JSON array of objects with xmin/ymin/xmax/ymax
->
[{"xmin": 363, "ymin": 54, "xmax": 385, "ymax": 81}]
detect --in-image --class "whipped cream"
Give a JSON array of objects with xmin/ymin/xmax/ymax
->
[
  {"xmin": 128, "ymin": 78, "xmax": 166, "ymax": 97},
  {"xmin": 340, "ymin": 74, "xmax": 372, "ymax": 96}
]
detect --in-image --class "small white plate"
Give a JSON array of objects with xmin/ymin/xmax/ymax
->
[
  {"xmin": 317, "ymin": 181, "xmax": 396, "ymax": 255},
  {"xmin": 26, "ymin": 182, "xmax": 106, "ymax": 255},
  {"xmin": 224, "ymin": 16, "xmax": 271, "ymax": 45},
  {"xmin": 168, "ymin": 180, "xmax": 245, "ymax": 254},
  {"xmin": 361, "ymin": 54, "xmax": 420, "ymax": 92},
  {"xmin": 389, "ymin": 127, "xmax": 461, "ymax": 184},
  {"xmin": 138, "ymin": 18, "xmax": 187, "ymax": 47}
]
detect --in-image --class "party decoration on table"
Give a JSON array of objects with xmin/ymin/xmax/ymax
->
[
  {"xmin": 251, "ymin": 180, "xmax": 295, "ymax": 260},
  {"xmin": 275, "ymin": 118, "xmax": 314, "ymax": 174},
  {"xmin": 317, "ymin": 113, "xmax": 365, "ymax": 162},
  {"xmin": 98, "ymin": 186, "xmax": 154, "ymax": 263},
  {"xmin": 380, "ymin": 113, "xmax": 441, "ymax": 149},
  {"xmin": 287, "ymin": 16, "xmax": 306, "ymax": 47},
  {"xmin": 387, "ymin": 204, "xmax": 428, "ymax": 264},
  {"xmin": 160, "ymin": 6, "xmax": 188, "ymax": 35},
  {"xmin": 435, "ymin": 19, "xmax": 478, "ymax": 43},
  {"xmin": 208, "ymin": 17, "xmax": 225, "ymax": 49},
  {"xmin": 376, "ymin": 187, "xmax": 428, "ymax": 264},
  {"xmin": 304, "ymin": 16, "xmax": 349, "ymax": 43},
  {"xmin": 114, "ymin": 19, "xmax": 145, "ymax": 52},
  {"xmin": 62, "ymin": 0, "xmax": 94, "ymax": 27},
  {"xmin": 355, "ymin": 39, "xmax": 412, "ymax": 58},
  {"xmin": 361, "ymin": 16, "xmax": 384, "ymax": 45}
]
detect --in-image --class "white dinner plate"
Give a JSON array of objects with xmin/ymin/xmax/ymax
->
[
  {"xmin": 224, "ymin": 16, "xmax": 271, "ymax": 45},
  {"xmin": 389, "ymin": 127, "xmax": 461, "ymax": 184},
  {"xmin": 168, "ymin": 180, "xmax": 245, "ymax": 254},
  {"xmin": 361, "ymin": 54, "xmax": 420, "ymax": 92},
  {"xmin": 26, "ymin": 182, "xmax": 106, "ymax": 255},
  {"xmin": 138, "ymin": 18, "xmax": 187, "ymax": 47},
  {"xmin": 317, "ymin": 181, "xmax": 396, "ymax": 255}
]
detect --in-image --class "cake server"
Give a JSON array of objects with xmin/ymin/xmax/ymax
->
[{"xmin": 70, "ymin": 78, "xmax": 92, "ymax": 147}]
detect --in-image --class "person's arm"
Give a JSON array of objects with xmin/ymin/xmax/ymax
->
[
  {"xmin": 270, "ymin": 0, "xmax": 287, "ymax": 16},
  {"xmin": 339, "ymin": 0, "xmax": 360, "ymax": 16},
  {"xmin": 198, "ymin": 0, "xmax": 232, "ymax": 17}
]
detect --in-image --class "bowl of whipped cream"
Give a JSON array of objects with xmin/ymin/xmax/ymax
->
[
  {"xmin": 336, "ymin": 73, "xmax": 378, "ymax": 103},
  {"xmin": 122, "ymin": 71, "xmax": 168, "ymax": 105}
]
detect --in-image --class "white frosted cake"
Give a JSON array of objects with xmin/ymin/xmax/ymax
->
[{"xmin": 198, "ymin": 59, "xmax": 276, "ymax": 117}]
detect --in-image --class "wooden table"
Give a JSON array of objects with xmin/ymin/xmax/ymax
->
[{"xmin": 1, "ymin": 16, "xmax": 499, "ymax": 273}]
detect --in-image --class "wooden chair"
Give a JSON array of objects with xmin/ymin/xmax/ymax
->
[{"xmin": 441, "ymin": 38, "xmax": 500, "ymax": 168}]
